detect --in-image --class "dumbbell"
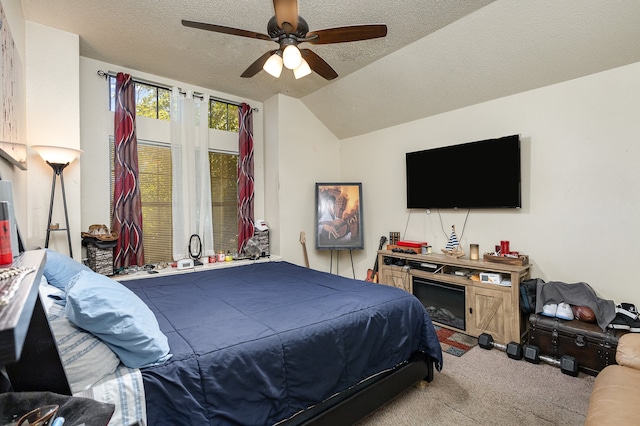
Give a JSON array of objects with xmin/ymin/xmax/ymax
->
[
  {"xmin": 479, "ymin": 333, "xmax": 580, "ymax": 376},
  {"xmin": 522, "ymin": 344, "xmax": 579, "ymax": 377},
  {"xmin": 478, "ymin": 333, "xmax": 524, "ymax": 360}
]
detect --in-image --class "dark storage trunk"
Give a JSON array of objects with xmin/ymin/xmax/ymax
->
[{"xmin": 528, "ymin": 313, "xmax": 626, "ymax": 376}]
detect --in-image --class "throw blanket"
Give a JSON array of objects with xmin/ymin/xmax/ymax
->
[{"xmin": 535, "ymin": 281, "xmax": 616, "ymax": 330}]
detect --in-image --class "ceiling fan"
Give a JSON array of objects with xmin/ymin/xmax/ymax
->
[{"xmin": 182, "ymin": 0, "xmax": 387, "ymax": 80}]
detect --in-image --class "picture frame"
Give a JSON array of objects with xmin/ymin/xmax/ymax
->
[
  {"xmin": 315, "ymin": 182, "xmax": 364, "ymax": 250},
  {"xmin": 0, "ymin": 4, "xmax": 26, "ymax": 170}
]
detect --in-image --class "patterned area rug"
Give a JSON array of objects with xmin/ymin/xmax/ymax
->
[{"xmin": 434, "ymin": 326, "xmax": 478, "ymax": 357}]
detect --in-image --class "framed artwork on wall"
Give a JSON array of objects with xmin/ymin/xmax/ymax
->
[
  {"xmin": 0, "ymin": 4, "xmax": 26, "ymax": 170},
  {"xmin": 315, "ymin": 182, "xmax": 363, "ymax": 250}
]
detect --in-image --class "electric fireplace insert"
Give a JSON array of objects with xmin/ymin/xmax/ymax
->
[{"xmin": 413, "ymin": 277, "xmax": 466, "ymax": 331}]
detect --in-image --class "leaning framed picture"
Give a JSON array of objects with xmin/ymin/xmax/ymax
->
[{"xmin": 315, "ymin": 182, "xmax": 364, "ymax": 250}]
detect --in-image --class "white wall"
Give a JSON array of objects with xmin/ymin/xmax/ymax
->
[
  {"xmin": 79, "ymin": 57, "xmax": 265, "ymax": 259},
  {"xmin": 25, "ymin": 22, "xmax": 81, "ymax": 257},
  {"xmin": 338, "ymin": 62, "xmax": 640, "ymax": 305},
  {"xmin": 263, "ymin": 94, "xmax": 341, "ymax": 269},
  {"xmin": 263, "ymin": 96, "xmax": 281, "ymax": 257}
]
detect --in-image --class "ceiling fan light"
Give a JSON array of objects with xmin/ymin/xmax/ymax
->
[
  {"xmin": 293, "ymin": 59, "xmax": 312, "ymax": 79},
  {"xmin": 263, "ymin": 53, "xmax": 283, "ymax": 78},
  {"xmin": 282, "ymin": 45, "xmax": 302, "ymax": 70}
]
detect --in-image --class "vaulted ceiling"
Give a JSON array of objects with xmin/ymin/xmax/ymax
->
[{"xmin": 21, "ymin": 0, "xmax": 640, "ymax": 139}]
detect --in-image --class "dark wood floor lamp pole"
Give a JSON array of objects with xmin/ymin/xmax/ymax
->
[
  {"xmin": 32, "ymin": 145, "xmax": 82, "ymax": 258},
  {"xmin": 44, "ymin": 161, "xmax": 72, "ymax": 257}
]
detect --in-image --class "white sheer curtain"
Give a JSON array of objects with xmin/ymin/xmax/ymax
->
[{"xmin": 170, "ymin": 88, "xmax": 214, "ymax": 261}]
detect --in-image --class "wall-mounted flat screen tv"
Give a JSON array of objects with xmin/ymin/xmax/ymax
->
[{"xmin": 406, "ymin": 134, "xmax": 521, "ymax": 209}]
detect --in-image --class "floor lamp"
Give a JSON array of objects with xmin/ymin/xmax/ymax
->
[{"xmin": 32, "ymin": 145, "xmax": 82, "ymax": 258}]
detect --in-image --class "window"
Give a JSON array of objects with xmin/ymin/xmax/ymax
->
[
  {"xmin": 108, "ymin": 76, "xmax": 242, "ymax": 263},
  {"xmin": 108, "ymin": 76, "xmax": 239, "ymax": 132},
  {"xmin": 209, "ymin": 99, "xmax": 239, "ymax": 132},
  {"xmin": 110, "ymin": 139, "xmax": 238, "ymax": 264},
  {"xmin": 109, "ymin": 76, "xmax": 170, "ymax": 120},
  {"xmin": 136, "ymin": 83, "xmax": 171, "ymax": 120},
  {"xmin": 136, "ymin": 143, "xmax": 174, "ymax": 263},
  {"xmin": 210, "ymin": 152, "xmax": 239, "ymax": 252}
]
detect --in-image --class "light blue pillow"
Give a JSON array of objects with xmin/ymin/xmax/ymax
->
[
  {"xmin": 44, "ymin": 249, "xmax": 92, "ymax": 292},
  {"xmin": 65, "ymin": 270, "xmax": 172, "ymax": 369}
]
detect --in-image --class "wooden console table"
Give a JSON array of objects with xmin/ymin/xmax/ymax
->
[{"xmin": 378, "ymin": 250, "xmax": 532, "ymax": 345}]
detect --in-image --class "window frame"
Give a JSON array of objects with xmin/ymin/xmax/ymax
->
[
  {"xmin": 209, "ymin": 98, "xmax": 239, "ymax": 132},
  {"xmin": 108, "ymin": 75, "xmax": 240, "ymax": 132},
  {"xmin": 110, "ymin": 138, "xmax": 239, "ymax": 263}
]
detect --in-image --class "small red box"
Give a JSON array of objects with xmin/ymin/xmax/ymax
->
[{"xmin": 396, "ymin": 241, "xmax": 428, "ymax": 248}]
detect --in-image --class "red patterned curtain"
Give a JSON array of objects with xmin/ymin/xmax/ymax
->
[
  {"xmin": 112, "ymin": 73, "xmax": 145, "ymax": 268},
  {"xmin": 238, "ymin": 103, "xmax": 254, "ymax": 254}
]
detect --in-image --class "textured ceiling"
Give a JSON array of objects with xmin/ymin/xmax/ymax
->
[
  {"xmin": 21, "ymin": 0, "xmax": 640, "ymax": 139},
  {"xmin": 303, "ymin": 0, "xmax": 640, "ymax": 138},
  {"xmin": 21, "ymin": 0, "xmax": 494, "ymax": 100}
]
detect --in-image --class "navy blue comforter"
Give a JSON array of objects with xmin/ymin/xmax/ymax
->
[{"xmin": 122, "ymin": 261, "xmax": 442, "ymax": 425}]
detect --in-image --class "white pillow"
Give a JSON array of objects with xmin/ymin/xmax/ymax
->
[{"xmin": 47, "ymin": 304, "xmax": 121, "ymax": 393}]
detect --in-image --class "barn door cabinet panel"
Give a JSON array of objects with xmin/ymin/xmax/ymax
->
[
  {"xmin": 378, "ymin": 264, "xmax": 412, "ymax": 293},
  {"xmin": 467, "ymin": 286, "xmax": 512, "ymax": 345}
]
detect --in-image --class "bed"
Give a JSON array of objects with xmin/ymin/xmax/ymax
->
[
  {"xmin": 123, "ymin": 260, "xmax": 442, "ymax": 425},
  {"xmin": 8, "ymin": 251, "xmax": 443, "ymax": 425}
]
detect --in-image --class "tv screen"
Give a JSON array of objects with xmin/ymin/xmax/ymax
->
[{"xmin": 406, "ymin": 135, "xmax": 521, "ymax": 209}]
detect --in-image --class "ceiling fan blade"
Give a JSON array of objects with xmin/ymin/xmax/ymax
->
[
  {"xmin": 182, "ymin": 20, "xmax": 272, "ymax": 41},
  {"xmin": 273, "ymin": 0, "xmax": 298, "ymax": 32},
  {"xmin": 241, "ymin": 51, "xmax": 277, "ymax": 78},
  {"xmin": 301, "ymin": 49, "xmax": 338, "ymax": 80},
  {"xmin": 307, "ymin": 24, "xmax": 387, "ymax": 44}
]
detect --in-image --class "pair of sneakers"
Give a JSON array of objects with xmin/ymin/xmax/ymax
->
[
  {"xmin": 542, "ymin": 302, "xmax": 573, "ymax": 320},
  {"xmin": 608, "ymin": 303, "xmax": 640, "ymax": 332}
]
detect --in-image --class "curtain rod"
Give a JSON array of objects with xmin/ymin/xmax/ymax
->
[{"xmin": 97, "ymin": 70, "xmax": 258, "ymax": 112}]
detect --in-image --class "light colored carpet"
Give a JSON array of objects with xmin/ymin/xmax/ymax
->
[{"xmin": 357, "ymin": 346, "xmax": 595, "ymax": 425}]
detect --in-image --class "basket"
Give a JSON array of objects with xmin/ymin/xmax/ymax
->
[
  {"xmin": 254, "ymin": 230, "xmax": 270, "ymax": 257},
  {"xmin": 86, "ymin": 245, "xmax": 114, "ymax": 275}
]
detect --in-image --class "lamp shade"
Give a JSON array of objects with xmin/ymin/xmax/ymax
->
[
  {"xmin": 263, "ymin": 53, "xmax": 283, "ymax": 78},
  {"xmin": 293, "ymin": 59, "xmax": 312, "ymax": 79},
  {"xmin": 282, "ymin": 45, "xmax": 302, "ymax": 70},
  {"xmin": 32, "ymin": 145, "xmax": 82, "ymax": 165}
]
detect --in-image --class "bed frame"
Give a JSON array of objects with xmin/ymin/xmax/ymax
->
[
  {"xmin": 283, "ymin": 352, "xmax": 435, "ymax": 425},
  {"xmin": 1, "ymin": 251, "xmax": 437, "ymax": 425}
]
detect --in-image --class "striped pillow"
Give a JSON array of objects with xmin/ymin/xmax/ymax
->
[{"xmin": 47, "ymin": 304, "xmax": 121, "ymax": 393}]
